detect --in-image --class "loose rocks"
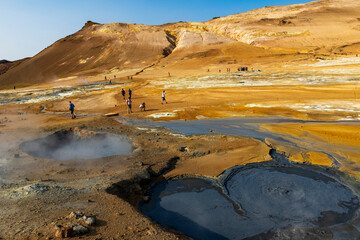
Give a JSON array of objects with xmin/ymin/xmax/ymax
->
[
  {"xmin": 55, "ymin": 211, "xmax": 95, "ymax": 238},
  {"xmin": 55, "ymin": 225, "xmax": 74, "ymax": 238},
  {"xmin": 72, "ymin": 224, "xmax": 89, "ymax": 235}
]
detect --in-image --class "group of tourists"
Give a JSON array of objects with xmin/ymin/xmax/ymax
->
[
  {"xmin": 104, "ymin": 75, "xmax": 117, "ymax": 84},
  {"xmin": 124, "ymin": 89, "xmax": 167, "ymax": 114},
  {"xmin": 68, "ymin": 88, "xmax": 167, "ymax": 118}
]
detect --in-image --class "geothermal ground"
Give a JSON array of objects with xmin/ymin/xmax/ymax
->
[
  {"xmin": 1, "ymin": 59, "xmax": 360, "ymax": 239},
  {"xmin": 2, "ymin": 0, "xmax": 360, "ymax": 238}
]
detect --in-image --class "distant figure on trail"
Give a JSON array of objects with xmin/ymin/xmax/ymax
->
[
  {"xmin": 105, "ymin": 76, "xmax": 107, "ymax": 81},
  {"xmin": 161, "ymin": 90, "xmax": 167, "ymax": 104},
  {"xmin": 69, "ymin": 101, "xmax": 75, "ymax": 119},
  {"xmin": 126, "ymin": 97, "xmax": 132, "ymax": 113},
  {"xmin": 127, "ymin": 76, "xmax": 129, "ymax": 79},
  {"xmin": 219, "ymin": 68, "xmax": 221, "ymax": 73},
  {"xmin": 109, "ymin": 78, "xmax": 112, "ymax": 84},
  {"xmin": 13, "ymin": 86, "xmax": 16, "ymax": 90},
  {"xmin": 128, "ymin": 89, "xmax": 132, "ymax": 99},
  {"xmin": 140, "ymin": 102, "xmax": 146, "ymax": 111},
  {"xmin": 130, "ymin": 76, "xmax": 133, "ymax": 80},
  {"xmin": 168, "ymin": 72, "xmax": 171, "ymax": 77},
  {"xmin": 121, "ymin": 88, "xmax": 126, "ymax": 99},
  {"xmin": 114, "ymin": 75, "xmax": 116, "ymax": 79}
]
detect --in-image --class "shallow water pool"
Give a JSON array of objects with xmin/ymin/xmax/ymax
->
[{"xmin": 140, "ymin": 166, "xmax": 359, "ymax": 240}]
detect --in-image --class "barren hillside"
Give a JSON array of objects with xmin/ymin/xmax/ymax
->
[{"xmin": 1, "ymin": 0, "xmax": 360, "ymax": 88}]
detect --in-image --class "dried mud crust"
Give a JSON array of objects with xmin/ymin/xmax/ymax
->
[{"xmin": 0, "ymin": 115, "xmax": 259, "ymax": 239}]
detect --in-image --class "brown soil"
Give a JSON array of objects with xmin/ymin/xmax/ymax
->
[
  {"xmin": 0, "ymin": 106, "xmax": 271, "ymax": 239},
  {"xmin": 1, "ymin": 0, "xmax": 360, "ymax": 239}
]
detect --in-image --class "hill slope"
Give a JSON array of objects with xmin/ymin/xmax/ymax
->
[{"xmin": 1, "ymin": 0, "xmax": 360, "ymax": 88}]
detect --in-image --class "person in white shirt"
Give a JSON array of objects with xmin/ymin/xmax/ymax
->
[{"xmin": 161, "ymin": 90, "xmax": 167, "ymax": 104}]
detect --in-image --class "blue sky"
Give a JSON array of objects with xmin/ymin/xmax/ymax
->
[{"xmin": 0, "ymin": 0, "xmax": 310, "ymax": 61}]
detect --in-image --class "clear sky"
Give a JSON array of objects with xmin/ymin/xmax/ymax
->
[{"xmin": 0, "ymin": 0, "xmax": 311, "ymax": 61}]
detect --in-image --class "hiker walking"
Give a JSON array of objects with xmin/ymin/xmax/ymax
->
[
  {"xmin": 128, "ymin": 89, "xmax": 132, "ymax": 99},
  {"xmin": 161, "ymin": 90, "xmax": 167, "ymax": 104},
  {"xmin": 126, "ymin": 97, "xmax": 132, "ymax": 113},
  {"xmin": 69, "ymin": 101, "xmax": 75, "ymax": 119},
  {"xmin": 121, "ymin": 88, "xmax": 126, "ymax": 100},
  {"xmin": 139, "ymin": 102, "xmax": 146, "ymax": 111}
]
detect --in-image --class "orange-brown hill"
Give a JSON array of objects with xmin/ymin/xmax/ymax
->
[
  {"xmin": 1, "ymin": 0, "xmax": 360, "ymax": 89},
  {"xmin": 0, "ymin": 21, "xmax": 176, "ymax": 88}
]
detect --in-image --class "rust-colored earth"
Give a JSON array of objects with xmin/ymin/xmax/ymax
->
[{"xmin": 1, "ymin": 0, "xmax": 360, "ymax": 239}]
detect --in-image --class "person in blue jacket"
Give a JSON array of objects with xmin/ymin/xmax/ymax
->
[{"xmin": 69, "ymin": 101, "xmax": 75, "ymax": 119}]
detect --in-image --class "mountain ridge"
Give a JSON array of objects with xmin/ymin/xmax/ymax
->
[{"xmin": 1, "ymin": 0, "xmax": 360, "ymax": 88}]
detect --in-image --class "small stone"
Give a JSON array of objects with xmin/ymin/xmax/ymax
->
[
  {"xmin": 82, "ymin": 216, "xmax": 96, "ymax": 226},
  {"xmin": 14, "ymin": 154, "xmax": 20, "ymax": 158},
  {"xmin": 55, "ymin": 229, "xmax": 62, "ymax": 238},
  {"xmin": 73, "ymin": 225, "xmax": 88, "ymax": 235},
  {"xmin": 86, "ymin": 217, "xmax": 96, "ymax": 226},
  {"xmin": 68, "ymin": 211, "xmax": 84, "ymax": 219},
  {"xmin": 55, "ymin": 226, "xmax": 74, "ymax": 238}
]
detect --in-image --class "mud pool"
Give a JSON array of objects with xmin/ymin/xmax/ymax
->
[
  {"xmin": 121, "ymin": 116, "xmax": 360, "ymax": 239},
  {"xmin": 140, "ymin": 165, "xmax": 360, "ymax": 240},
  {"xmin": 20, "ymin": 130, "xmax": 132, "ymax": 160}
]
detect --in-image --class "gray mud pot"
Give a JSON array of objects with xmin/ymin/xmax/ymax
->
[
  {"xmin": 20, "ymin": 130, "xmax": 132, "ymax": 160},
  {"xmin": 140, "ymin": 166, "xmax": 360, "ymax": 240}
]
